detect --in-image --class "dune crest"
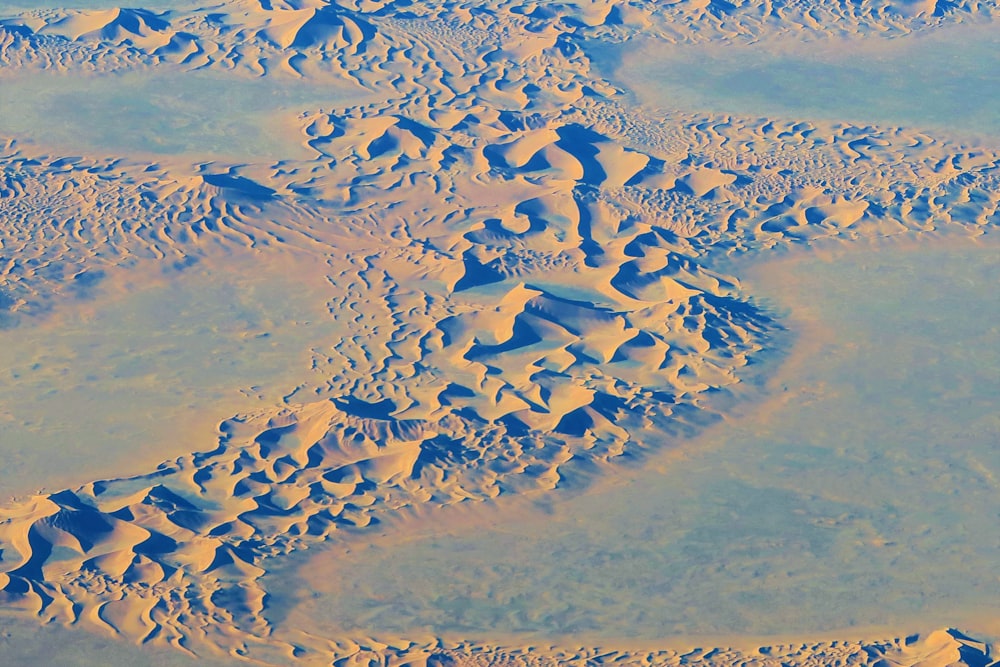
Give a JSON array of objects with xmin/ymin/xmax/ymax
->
[{"xmin": 2, "ymin": 0, "xmax": 1000, "ymax": 663}]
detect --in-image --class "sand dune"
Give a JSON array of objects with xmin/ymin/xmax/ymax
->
[
  {"xmin": 244, "ymin": 628, "xmax": 994, "ymax": 666},
  {"xmin": 1, "ymin": 0, "xmax": 1000, "ymax": 663},
  {"xmin": 35, "ymin": 8, "xmax": 173, "ymax": 48}
]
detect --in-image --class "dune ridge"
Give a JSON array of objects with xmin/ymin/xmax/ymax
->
[
  {"xmin": 4, "ymin": 0, "xmax": 999, "ymax": 80},
  {"xmin": 2, "ymin": 0, "xmax": 1000, "ymax": 663},
  {"xmin": 263, "ymin": 628, "xmax": 996, "ymax": 666}
]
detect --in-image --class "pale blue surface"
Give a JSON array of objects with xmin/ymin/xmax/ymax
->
[
  {"xmin": 0, "ymin": 71, "xmax": 372, "ymax": 160},
  {"xmin": 0, "ymin": 256, "xmax": 337, "ymax": 495},
  {"xmin": 595, "ymin": 24, "xmax": 1000, "ymax": 137},
  {"xmin": 303, "ymin": 241, "xmax": 1000, "ymax": 639}
]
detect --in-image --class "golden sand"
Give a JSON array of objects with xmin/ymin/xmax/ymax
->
[{"xmin": 0, "ymin": 0, "xmax": 998, "ymax": 664}]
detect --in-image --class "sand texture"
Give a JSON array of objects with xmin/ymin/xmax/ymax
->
[{"xmin": 1, "ymin": 0, "xmax": 1000, "ymax": 664}]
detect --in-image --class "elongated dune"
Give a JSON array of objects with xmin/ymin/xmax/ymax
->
[{"xmin": 1, "ymin": 0, "xmax": 999, "ymax": 664}]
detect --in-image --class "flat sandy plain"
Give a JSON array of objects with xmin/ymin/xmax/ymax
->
[{"xmin": 1, "ymin": 0, "xmax": 1000, "ymax": 665}]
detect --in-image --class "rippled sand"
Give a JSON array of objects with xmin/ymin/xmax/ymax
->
[{"xmin": 1, "ymin": 0, "xmax": 999, "ymax": 665}]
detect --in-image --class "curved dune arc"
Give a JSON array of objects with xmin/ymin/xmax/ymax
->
[{"xmin": 0, "ymin": 0, "xmax": 999, "ymax": 664}]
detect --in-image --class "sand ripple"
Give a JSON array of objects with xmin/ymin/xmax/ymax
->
[{"xmin": 0, "ymin": 0, "xmax": 999, "ymax": 664}]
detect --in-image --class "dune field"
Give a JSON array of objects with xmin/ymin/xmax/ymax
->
[{"xmin": 1, "ymin": 0, "xmax": 999, "ymax": 665}]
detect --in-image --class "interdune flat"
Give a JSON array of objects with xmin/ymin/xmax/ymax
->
[
  {"xmin": 1, "ymin": 0, "xmax": 999, "ymax": 665},
  {"xmin": 598, "ymin": 23, "xmax": 1000, "ymax": 140},
  {"xmin": 0, "ymin": 250, "xmax": 340, "ymax": 496},
  {"xmin": 294, "ymin": 238, "xmax": 1000, "ymax": 640},
  {"xmin": 0, "ymin": 70, "xmax": 376, "ymax": 159}
]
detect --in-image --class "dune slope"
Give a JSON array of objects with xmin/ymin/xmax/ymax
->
[{"xmin": 1, "ymin": 0, "xmax": 999, "ymax": 664}]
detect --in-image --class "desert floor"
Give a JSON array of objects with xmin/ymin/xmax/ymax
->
[{"xmin": 1, "ymin": 0, "xmax": 999, "ymax": 665}]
